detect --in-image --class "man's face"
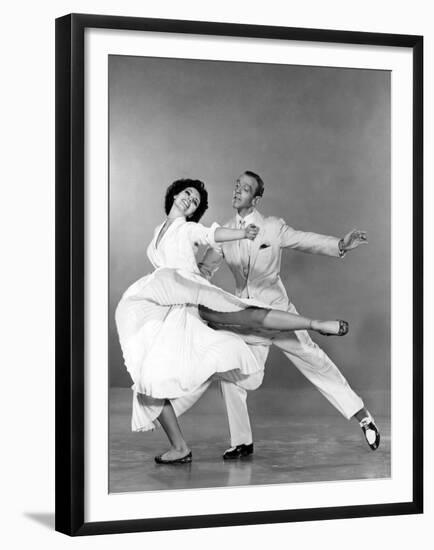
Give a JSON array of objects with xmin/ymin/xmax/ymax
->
[{"xmin": 232, "ymin": 174, "xmax": 259, "ymax": 210}]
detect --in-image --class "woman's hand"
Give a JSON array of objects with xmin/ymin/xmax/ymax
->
[
  {"xmin": 244, "ymin": 223, "xmax": 260, "ymax": 240},
  {"xmin": 214, "ymin": 224, "xmax": 259, "ymax": 243}
]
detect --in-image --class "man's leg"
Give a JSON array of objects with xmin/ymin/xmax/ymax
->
[
  {"xmin": 273, "ymin": 303, "xmax": 380, "ymax": 449},
  {"xmin": 273, "ymin": 328, "xmax": 363, "ymax": 418},
  {"xmin": 219, "ymin": 345, "xmax": 268, "ymax": 458},
  {"xmin": 220, "ymin": 381, "xmax": 252, "ymax": 447}
]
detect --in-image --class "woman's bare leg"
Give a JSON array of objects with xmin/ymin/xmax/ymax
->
[
  {"xmin": 199, "ymin": 306, "xmax": 345, "ymax": 335},
  {"xmin": 156, "ymin": 399, "xmax": 191, "ymax": 461}
]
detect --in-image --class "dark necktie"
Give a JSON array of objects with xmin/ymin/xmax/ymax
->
[{"xmin": 238, "ymin": 220, "xmax": 250, "ymax": 278}]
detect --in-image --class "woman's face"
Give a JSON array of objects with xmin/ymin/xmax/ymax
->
[{"xmin": 173, "ymin": 187, "xmax": 201, "ymax": 218}]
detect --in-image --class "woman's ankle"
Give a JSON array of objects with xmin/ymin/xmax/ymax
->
[
  {"xmin": 310, "ymin": 320, "xmax": 320, "ymax": 331},
  {"xmin": 171, "ymin": 443, "xmax": 190, "ymax": 453}
]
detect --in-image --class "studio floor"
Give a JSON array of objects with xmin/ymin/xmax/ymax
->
[{"xmin": 109, "ymin": 385, "xmax": 390, "ymax": 493}]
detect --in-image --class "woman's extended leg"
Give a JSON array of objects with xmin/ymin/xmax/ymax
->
[
  {"xmin": 199, "ymin": 306, "xmax": 347, "ymax": 336},
  {"xmin": 154, "ymin": 400, "xmax": 192, "ymax": 463}
]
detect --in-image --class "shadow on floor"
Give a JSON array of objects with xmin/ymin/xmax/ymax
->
[{"xmin": 24, "ymin": 512, "xmax": 55, "ymax": 530}]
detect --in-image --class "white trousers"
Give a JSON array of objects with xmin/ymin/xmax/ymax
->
[{"xmin": 220, "ymin": 302, "xmax": 364, "ymax": 446}]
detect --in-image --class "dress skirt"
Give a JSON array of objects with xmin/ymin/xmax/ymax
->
[{"xmin": 115, "ymin": 267, "xmax": 266, "ymax": 431}]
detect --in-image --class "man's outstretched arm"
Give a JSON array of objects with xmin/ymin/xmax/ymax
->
[{"xmin": 278, "ymin": 218, "xmax": 368, "ymax": 258}]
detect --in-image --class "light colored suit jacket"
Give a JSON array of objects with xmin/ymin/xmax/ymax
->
[{"xmin": 199, "ymin": 210, "xmax": 341, "ymax": 310}]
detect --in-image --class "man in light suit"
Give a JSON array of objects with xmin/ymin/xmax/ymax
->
[{"xmin": 198, "ymin": 170, "xmax": 380, "ymax": 458}]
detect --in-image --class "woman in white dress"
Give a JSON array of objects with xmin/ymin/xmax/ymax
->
[{"xmin": 115, "ymin": 179, "xmax": 348, "ymax": 464}]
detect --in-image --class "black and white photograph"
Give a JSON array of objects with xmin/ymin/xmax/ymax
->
[
  {"xmin": 2, "ymin": 0, "xmax": 429, "ymax": 546},
  {"xmin": 108, "ymin": 54, "xmax": 390, "ymax": 493}
]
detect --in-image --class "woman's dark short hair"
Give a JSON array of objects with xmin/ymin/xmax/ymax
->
[{"xmin": 164, "ymin": 179, "xmax": 209, "ymax": 223}]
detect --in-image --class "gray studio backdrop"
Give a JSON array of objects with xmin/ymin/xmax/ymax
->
[{"xmin": 109, "ymin": 55, "xmax": 390, "ymax": 396}]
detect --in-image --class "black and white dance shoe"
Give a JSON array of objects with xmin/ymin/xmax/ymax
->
[
  {"xmin": 154, "ymin": 451, "xmax": 192, "ymax": 464},
  {"xmin": 223, "ymin": 443, "xmax": 254, "ymax": 460},
  {"xmin": 359, "ymin": 415, "xmax": 380, "ymax": 450}
]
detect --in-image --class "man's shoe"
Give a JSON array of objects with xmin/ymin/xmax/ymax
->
[
  {"xmin": 359, "ymin": 415, "xmax": 380, "ymax": 450},
  {"xmin": 155, "ymin": 451, "xmax": 192, "ymax": 464},
  {"xmin": 223, "ymin": 443, "xmax": 254, "ymax": 460}
]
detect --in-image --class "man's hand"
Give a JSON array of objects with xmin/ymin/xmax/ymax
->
[
  {"xmin": 244, "ymin": 223, "xmax": 260, "ymax": 240},
  {"xmin": 340, "ymin": 229, "xmax": 368, "ymax": 252}
]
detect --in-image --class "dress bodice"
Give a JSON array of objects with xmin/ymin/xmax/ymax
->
[{"xmin": 146, "ymin": 218, "xmax": 219, "ymax": 274}]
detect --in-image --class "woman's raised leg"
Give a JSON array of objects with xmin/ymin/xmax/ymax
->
[{"xmin": 198, "ymin": 306, "xmax": 348, "ymax": 336}]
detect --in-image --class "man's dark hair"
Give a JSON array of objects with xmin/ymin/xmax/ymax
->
[
  {"xmin": 244, "ymin": 170, "xmax": 264, "ymax": 197},
  {"xmin": 164, "ymin": 178, "xmax": 209, "ymax": 223}
]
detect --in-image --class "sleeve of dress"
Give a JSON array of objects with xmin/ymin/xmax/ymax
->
[{"xmin": 187, "ymin": 221, "xmax": 220, "ymax": 247}]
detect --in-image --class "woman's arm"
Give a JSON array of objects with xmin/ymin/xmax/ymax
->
[{"xmin": 214, "ymin": 224, "xmax": 259, "ymax": 243}]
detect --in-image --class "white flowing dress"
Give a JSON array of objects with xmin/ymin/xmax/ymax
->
[{"xmin": 115, "ymin": 217, "xmax": 265, "ymax": 431}]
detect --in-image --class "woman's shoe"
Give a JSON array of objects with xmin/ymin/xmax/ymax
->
[
  {"xmin": 317, "ymin": 320, "xmax": 349, "ymax": 336},
  {"xmin": 154, "ymin": 451, "xmax": 192, "ymax": 464}
]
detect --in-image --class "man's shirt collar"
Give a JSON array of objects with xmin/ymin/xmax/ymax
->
[{"xmin": 236, "ymin": 209, "xmax": 257, "ymax": 227}]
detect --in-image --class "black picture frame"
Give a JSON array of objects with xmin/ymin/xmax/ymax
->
[{"xmin": 55, "ymin": 13, "xmax": 423, "ymax": 536}]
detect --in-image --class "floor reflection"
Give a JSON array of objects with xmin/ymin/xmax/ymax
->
[{"xmin": 109, "ymin": 386, "xmax": 390, "ymax": 493}]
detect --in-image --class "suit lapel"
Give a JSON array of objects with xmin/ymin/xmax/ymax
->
[{"xmin": 248, "ymin": 211, "xmax": 265, "ymax": 274}]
